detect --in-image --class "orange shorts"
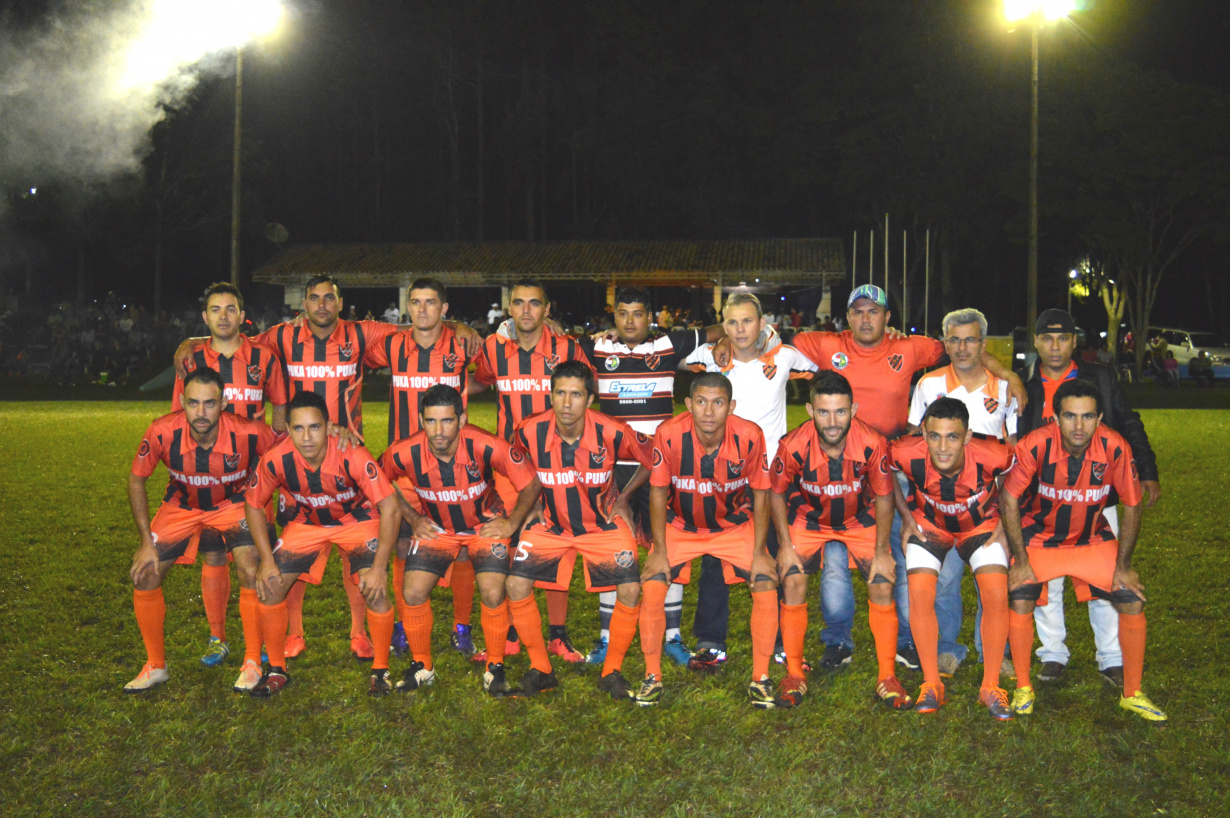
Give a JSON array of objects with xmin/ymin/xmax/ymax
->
[
  {"xmin": 272, "ymin": 519, "xmax": 382, "ymax": 585},
  {"xmin": 150, "ymin": 502, "xmax": 267, "ymax": 565},
  {"xmin": 403, "ymin": 530, "xmax": 512, "ymax": 579},
  {"xmin": 512, "ymin": 519, "xmax": 640, "ymax": 592},
  {"xmin": 788, "ymin": 524, "xmax": 879, "ymax": 576},
  {"xmin": 1022, "ymin": 539, "xmax": 1117, "ymax": 598},
  {"xmin": 664, "ymin": 522, "xmax": 755, "ymax": 585}
]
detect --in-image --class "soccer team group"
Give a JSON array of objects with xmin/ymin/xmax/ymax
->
[{"xmin": 123, "ymin": 274, "xmax": 1168, "ymax": 722}]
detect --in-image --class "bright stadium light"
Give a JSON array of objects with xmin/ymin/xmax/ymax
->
[{"xmin": 1004, "ymin": 0, "xmax": 1075, "ymax": 23}]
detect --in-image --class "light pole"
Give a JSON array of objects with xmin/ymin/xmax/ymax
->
[{"xmin": 231, "ymin": 48, "xmax": 244, "ymax": 285}]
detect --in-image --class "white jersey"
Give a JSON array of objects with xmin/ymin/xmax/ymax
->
[
  {"xmin": 907, "ymin": 365, "xmax": 1018, "ymax": 441},
  {"xmin": 684, "ymin": 343, "xmax": 818, "ymax": 458}
]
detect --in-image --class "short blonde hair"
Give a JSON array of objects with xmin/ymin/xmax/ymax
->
[{"xmin": 722, "ymin": 292, "xmax": 762, "ymax": 319}]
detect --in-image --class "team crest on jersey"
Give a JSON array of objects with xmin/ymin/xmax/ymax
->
[
  {"xmin": 365, "ymin": 537, "xmax": 379, "ymax": 553},
  {"xmin": 1130, "ymin": 460, "xmax": 1138, "ymax": 480},
  {"xmin": 635, "ymin": 431, "xmax": 650, "ymax": 445},
  {"xmin": 250, "ymin": 470, "xmax": 262, "ymax": 489},
  {"xmin": 984, "ymin": 396, "xmax": 999, "ymax": 414},
  {"xmin": 590, "ymin": 446, "xmax": 607, "ymax": 467},
  {"xmin": 465, "ymin": 463, "xmax": 481, "ymax": 481},
  {"xmin": 138, "ymin": 439, "xmax": 150, "ymax": 458},
  {"xmin": 605, "ymin": 355, "xmax": 620, "ymax": 371},
  {"xmin": 727, "ymin": 459, "xmax": 745, "ymax": 480},
  {"xmin": 644, "ymin": 353, "xmax": 661, "ymax": 370},
  {"xmin": 831, "ymin": 352, "xmax": 849, "ymax": 370},
  {"xmin": 339, "ymin": 344, "xmax": 353, "ymax": 361},
  {"xmin": 762, "ymin": 363, "xmax": 778, "ymax": 380},
  {"xmin": 509, "ymin": 446, "xmax": 526, "ymax": 464},
  {"xmin": 652, "ymin": 448, "xmax": 663, "ymax": 467},
  {"xmin": 544, "ymin": 354, "xmax": 560, "ymax": 373},
  {"xmin": 490, "ymin": 542, "xmax": 509, "ymax": 560},
  {"xmin": 773, "ymin": 456, "xmax": 785, "ymax": 475},
  {"xmin": 888, "ymin": 354, "xmax": 904, "ymax": 372},
  {"xmin": 365, "ymin": 461, "xmax": 379, "ymax": 481},
  {"xmin": 224, "ymin": 453, "xmax": 241, "ymax": 471},
  {"xmin": 335, "ymin": 476, "xmax": 349, "ymax": 492},
  {"xmin": 614, "ymin": 549, "xmax": 635, "ymax": 569},
  {"xmin": 1091, "ymin": 462, "xmax": 1106, "ymax": 482},
  {"xmin": 442, "ymin": 353, "xmax": 458, "ymax": 371},
  {"xmin": 248, "ymin": 364, "xmax": 262, "ymax": 383}
]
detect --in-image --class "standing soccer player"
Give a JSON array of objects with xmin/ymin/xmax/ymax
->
[
  {"xmin": 1001, "ymin": 380, "xmax": 1166, "ymax": 722},
  {"xmin": 890, "ymin": 398, "xmax": 1016, "ymax": 719},
  {"xmin": 637, "ymin": 373, "xmax": 779, "ymax": 708},
  {"xmin": 509, "ymin": 361, "xmax": 653, "ymax": 699},
  {"xmin": 171, "ymin": 282, "xmax": 287, "ymax": 668},
  {"xmin": 243, "ymin": 391, "xmax": 401, "ymax": 696},
  {"xmin": 770, "ymin": 372, "xmax": 907, "ymax": 709},
  {"xmin": 126, "ymin": 368, "xmax": 279, "ymax": 693},
  {"xmin": 378, "ymin": 385, "xmax": 541, "ymax": 697}
]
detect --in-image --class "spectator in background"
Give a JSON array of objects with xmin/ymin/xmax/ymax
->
[
  {"xmin": 1096, "ymin": 342, "xmax": 1115, "ymax": 367},
  {"xmin": 1189, "ymin": 350, "xmax": 1214, "ymax": 386},
  {"xmin": 382, "ymin": 302, "xmax": 401, "ymax": 323},
  {"xmin": 1160, "ymin": 350, "xmax": 1180, "ymax": 387},
  {"xmin": 487, "ymin": 303, "xmax": 504, "ymax": 329},
  {"xmin": 657, "ymin": 305, "xmax": 674, "ymax": 329}
]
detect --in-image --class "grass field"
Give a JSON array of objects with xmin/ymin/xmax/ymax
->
[{"xmin": 1, "ymin": 400, "xmax": 1227, "ymax": 817}]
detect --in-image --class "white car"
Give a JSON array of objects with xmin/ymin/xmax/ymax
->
[{"xmin": 1147, "ymin": 327, "xmax": 1230, "ymax": 377}]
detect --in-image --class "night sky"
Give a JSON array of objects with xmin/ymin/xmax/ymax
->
[{"xmin": 1, "ymin": 0, "xmax": 1227, "ymax": 335}]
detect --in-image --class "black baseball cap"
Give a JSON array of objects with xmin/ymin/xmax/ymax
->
[{"xmin": 1034, "ymin": 308, "xmax": 1076, "ymax": 335}]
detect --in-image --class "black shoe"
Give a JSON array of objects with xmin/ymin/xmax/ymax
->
[
  {"xmin": 394, "ymin": 660, "xmax": 436, "ymax": 692},
  {"xmin": 483, "ymin": 662, "xmax": 510, "ymax": 698},
  {"xmin": 369, "ymin": 668, "xmax": 392, "ymax": 696},
  {"xmin": 1098, "ymin": 665, "xmax": 1124, "ymax": 688},
  {"xmin": 1038, "ymin": 661, "xmax": 1066, "ymax": 682},
  {"xmin": 895, "ymin": 645, "xmax": 920, "ymax": 671},
  {"xmin": 250, "ymin": 666, "xmax": 290, "ymax": 698},
  {"xmin": 687, "ymin": 648, "xmax": 728, "ymax": 672},
  {"xmin": 597, "ymin": 669, "xmax": 633, "ymax": 701},
  {"xmin": 519, "ymin": 667, "xmax": 559, "ymax": 696},
  {"xmin": 820, "ymin": 643, "xmax": 853, "ymax": 673}
]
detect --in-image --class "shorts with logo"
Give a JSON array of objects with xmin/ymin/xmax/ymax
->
[
  {"xmin": 664, "ymin": 522, "xmax": 755, "ymax": 585},
  {"xmin": 512, "ymin": 519, "xmax": 640, "ymax": 592},
  {"xmin": 403, "ymin": 530, "xmax": 512, "ymax": 578},
  {"xmin": 788, "ymin": 523, "xmax": 879, "ymax": 576},
  {"xmin": 905, "ymin": 517, "xmax": 1003, "ymax": 565},
  {"xmin": 1017, "ymin": 538, "xmax": 1127, "ymax": 602},
  {"xmin": 151, "ymin": 502, "xmax": 267, "ymax": 565},
  {"xmin": 272, "ymin": 519, "xmax": 382, "ymax": 585}
]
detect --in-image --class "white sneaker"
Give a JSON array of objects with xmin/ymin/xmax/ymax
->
[
  {"xmin": 232, "ymin": 659, "xmax": 263, "ymax": 692},
  {"xmin": 124, "ymin": 662, "xmax": 169, "ymax": 693}
]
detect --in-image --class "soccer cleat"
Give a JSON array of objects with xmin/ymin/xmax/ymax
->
[
  {"xmin": 663, "ymin": 635, "xmax": 693, "ymax": 666},
  {"xmin": 1099, "ymin": 665, "xmax": 1125, "ymax": 689},
  {"xmin": 391, "ymin": 622, "xmax": 409, "ymax": 657},
  {"xmin": 585, "ymin": 637, "xmax": 609, "ymax": 665},
  {"xmin": 451, "ymin": 623, "xmax": 475, "ymax": 658},
  {"xmin": 820, "ymin": 644, "xmax": 853, "ymax": 673},
  {"xmin": 875, "ymin": 676, "xmax": 914, "ymax": 710},
  {"xmin": 505, "ymin": 635, "xmax": 522, "ymax": 656},
  {"xmin": 232, "ymin": 659, "xmax": 263, "ymax": 693},
  {"xmin": 687, "ymin": 648, "xmax": 728, "ymax": 672},
  {"xmin": 979, "ymin": 686, "xmax": 1014, "ymax": 721},
  {"xmin": 937, "ymin": 652, "xmax": 960, "ymax": 678},
  {"xmin": 775, "ymin": 675, "xmax": 808, "ymax": 709},
  {"xmin": 250, "ymin": 666, "xmax": 290, "ymax": 698},
  {"xmin": 369, "ymin": 668, "xmax": 392, "ymax": 697},
  {"xmin": 200, "ymin": 637, "xmax": 230, "ymax": 667},
  {"xmin": 1038, "ymin": 661, "xmax": 1066, "ymax": 682},
  {"xmin": 895, "ymin": 644, "xmax": 921, "ymax": 671},
  {"xmin": 747, "ymin": 677, "xmax": 777, "ymax": 709},
  {"xmin": 1119, "ymin": 691, "xmax": 1167, "ymax": 723},
  {"xmin": 597, "ymin": 670, "xmax": 634, "ymax": 701},
  {"xmin": 518, "ymin": 668, "xmax": 559, "ymax": 697},
  {"xmin": 395, "ymin": 661, "xmax": 436, "ymax": 692},
  {"xmin": 350, "ymin": 634, "xmax": 374, "ymax": 661},
  {"xmin": 547, "ymin": 635, "xmax": 585, "ymax": 663},
  {"xmin": 283, "ymin": 634, "xmax": 307, "ymax": 659},
  {"xmin": 1011, "ymin": 686, "xmax": 1036, "ymax": 715},
  {"xmin": 634, "ymin": 674, "xmax": 664, "ymax": 707},
  {"xmin": 483, "ymin": 662, "xmax": 511, "ymax": 698},
  {"xmin": 123, "ymin": 662, "xmax": 169, "ymax": 693},
  {"xmin": 913, "ymin": 681, "xmax": 947, "ymax": 714}
]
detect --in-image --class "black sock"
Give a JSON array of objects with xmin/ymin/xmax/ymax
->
[{"xmin": 549, "ymin": 625, "xmax": 567, "ymax": 642}]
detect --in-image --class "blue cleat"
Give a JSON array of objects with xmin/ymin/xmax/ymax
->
[
  {"xmin": 200, "ymin": 637, "xmax": 229, "ymax": 667},
  {"xmin": 663, "ymin": 635, "xmax": 692, "ymax": 666},
  {"xmin": 392, "ymin": 622, "xmax": 409, "ymax": 657},
  {"xmin": 585, "ymin": 637, "xmax": 608, "ymax": 666}
]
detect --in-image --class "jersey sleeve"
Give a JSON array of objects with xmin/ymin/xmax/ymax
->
[
  {"xmin": 256, "ymin": 421, "xmax": 280, "ymax": 455},
  {"xmin": 887, "ymin": 438, "xmax": 909, "ymax": 474},
  {"xmin": 1002, "ymin": 437, "xmax": 1039, "ymax": 497},
  {"xmin": 1109, "ymin": 442, "xmax": 1144, "ymax": 506},
  {"xmin": 363, "ymin": 331, "xmax": 392, "ymax": 369},
  {"xmin": 668, "ymin": 328, "xmax": 702, "ymax": 359},
  {"xmin": 790, "ymin": 331, "xmax": 833, "ymax": 370},
  {"xmin": 866, "ymin": 437, "xmax": 895, "ymax": 495},
  {"xmin": 746, "ymin": 430, "xmax": 771, "ymax": 491},
  {"xmin": 1003, "ymin": 394, "xmax": 1019, "ymax": 437},
  {"xmin": 649, "ymin": 429, "xmax": 673, "ymax": 488},
  {"xmin": 170, "ymin": 374, "xmax": 185, "ymax": 412},
  {"xmin": 907, "ymin": 379, "xmax": 928, "ymax": 428},
  {"xmin": 683, "ymin": 344, "xmax": 716, "ymax": 372},
  {"xmin": 359, "ymin": 320, "xmax": 398, "ymax": 352},
  {"xmin": 245, "ymin": 456, "xmax": 281, "ymax": 508},
  {"xmin": 911, "ymin": 335, "xmax": 945, "ymax": 369},
  {"xmin": 496, "ymin": 438, "xmax": 538, "ymax": 493},
  {"xmin": 348, "ymin": 447, "xmax": 394, "ymax": 506},
  {"xmin": 566, "ymin": 338, "xmax": 598, "ymax": 376},
  {"xmin": 262, "ymin": 349, "xmax": 288, "ymax": 405},
  {"xmin": 130, "ymin": 425, "xmax": 165, "ymax": 478},
  {"xmin": 251, "ymin": 324, "xmax": 282, "ymax": 350},
  {"xmin": 615, "ymin": 423, "xmax": 653, "ymax": 468},
  {"xmin": 783, "ymin": 346, "xmax": 819, "ymax": 378},
  {"xmin": 473, "ymin": 338, "xmax": 498, "ymax": 385},
  {"xmin": 769, "ymin": 442, "xmax": 798, "ymax": 494}
]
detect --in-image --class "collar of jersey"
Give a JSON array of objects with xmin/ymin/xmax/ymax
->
[
  {"xmin": 545, "ymin": 409, "xmax": 603, "ymax": 455},
  {"xmin": 718, "ymin": 343, "xmax": 785, "ymax": 374},
  {"xmin": 942, "ymin": 364, "xmax": 998, "ymax": 397},
  {"xmin": 1040, "ymin": 360, "xmax": 1078, "ymax": 383},
  {"xmin": 203, "ymin": 334, "xmax": 250, "ymax": 361},
  {"xmin": 176, "ymin": 411, "xmax": 240, "ymax": 455}
]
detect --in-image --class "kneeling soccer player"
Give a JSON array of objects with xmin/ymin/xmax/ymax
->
[
  {"xmin": 638, "ymin": 372, "xmax": 779, "ymax": 707},
  {"xmin": 378, "ymin": 385, "xmax": 541, "ymax": 697},
  {"xmin": 125, "ymin": 368, "xmax": 279, "ymax": 693},
  {"xmin": 244, "ymin": 391, "xmax": 401, "ymax": 697},
  {"xmin": 770, "ymin": 371, "xmax": 907, "ymax": 709},
  {"xmin": 890, "ymin": 397, "xmax": 1015, "ymax": 719},
  {"xmin": 1001, "ymin": 379, "xmax": 1166, "ymax": 722},
  {"xmin": 509, "ymin": 361, "xmax": 653, "ymax": 699}
]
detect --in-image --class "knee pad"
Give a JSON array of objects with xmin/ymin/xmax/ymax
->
[
  {"xmin": 905, "ymin": 542, "xmax": 943, "ymax": 573},
  {"xmin": 968, "ymin": 540, "xmax": 1009, "ymax": 572}
]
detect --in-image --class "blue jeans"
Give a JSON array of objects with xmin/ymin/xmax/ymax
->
[{"xmin": 936, "ymin": 548, "xmax": 969, "ymax": 662}]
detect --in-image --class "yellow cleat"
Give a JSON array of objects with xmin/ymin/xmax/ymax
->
[
  {"xmin": 1011, "ymin": 686, "xmax": 1035, "ymax": 715},
  {"xmin": 1120, "ymin": 691, "xmax": 1167, "ymax": 723}
]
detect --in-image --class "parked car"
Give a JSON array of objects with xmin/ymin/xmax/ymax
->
[{"xmin": 1147, "ymin": 327, "xmax": 1230, "ymax": 378}]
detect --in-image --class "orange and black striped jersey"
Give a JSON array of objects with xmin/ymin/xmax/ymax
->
[
  {"xmin": 890, "ymin": 435, "xmax": 1014, "ymax": 541},
  {"xmin": 132, "ymin": 411, "xmax": 278, "ymax": 512},
  {"xmin": 257, "ymin": 319, "xmax": 397, "ymax": 437},
  {"xmin": 246, "ymin": 436, "xmax": 393, "ymax": 527},
  {"xmin": 379, "ymin": 424, "xmax": 538, "ymax": 534},
  {"xmin": 473, "ymin": 330, "xmax": 594, "ymax": 441},
  {"xmin": 1003, "ymin": 422, "xmax": 1142, "ymax": 548},
  {"xmin": 514, "ymin": 408, "xmax": 652, "ymax": 537},
  {"xmin": 363, "ymin": 325, "xmax": 471, "ymax": 445},
  {"xmin": 771, "ymin": 417, "xmax": 894, "ymax": 532},
  {"xmin": 173, "ymin": 335, "xmax": 287, "ymax": 421},
  {"xmin": 650, "ymin": 411, "xmax": 770, "ymax": 534}
]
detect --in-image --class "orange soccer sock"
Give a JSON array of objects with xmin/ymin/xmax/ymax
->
[
  {"xmin": 238, "ymin": 588, "xmax": 263, "ymax": 665},
  {"xmin": 133, "ymin": 588, "xmax": 167, "ymax": 668},
  {"xmin": 285, "ymin": 580, "xmax": 307, "ymax": 638},
  {"xmin": 868, "ymin": 601, "xmax": 900, "ymax": 681},
  {"xmin": 779, "ymin": 601, "xmax": 808, "ymax": 679},
  {"xmin": 975, "ymin": 572, "xmax": 1010, "ymax": 689},
  {"xmin": 908, "ymin": 573, "xmax": 941, "ymax": 685},
  {"xmin": 258, "ymin": 601, "xmax": 289, "ymax": 667},
  {"xmin": 1119, "ymin": 612, "xmax": 1147, "ymax": 697},
  {"xmin": 450, "ymin": 559, "xmax": 476, "ymax": 627},
  {"xmin": 545, "ymin": 588, "xmax": 569, "ymax": 629},
  {"xmin": 403, "ymin": 601, "xmax": 435, "ymax": 670},
  {"xmin": 200, "ymin": 563, "xmax": 231, "ymax": 641},
  {"xmin": 340, "ymin": 554, "xmax": 368, "ymax": 638},
  {"xmin": 480, "ymin": 601, "xmax": 510, "ymax": 666},
  {"xmin": 639, "ymin": 581, "xmax": 668, "ymax": 679},
  {"xmin": 509, "ymin": 595, "xmax": 553, "ymax": 674},
  {"xmin": 750, "ymin": 590, "xmax": 778, "ymax": 681},
  {"xmin": 367, "ymin": 607, "xmax": 395, "ymax": 671},
  {"xmin": 1008, "ymin": 610, "xmax": 1036, "ymax": 689},
  {"xmin": 602, "ymin": 600, "xmax": 641, "ymax": 677},
  {"xmin": 392, "ymin": 557, "xmax": 409, "ymax": 623}
]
